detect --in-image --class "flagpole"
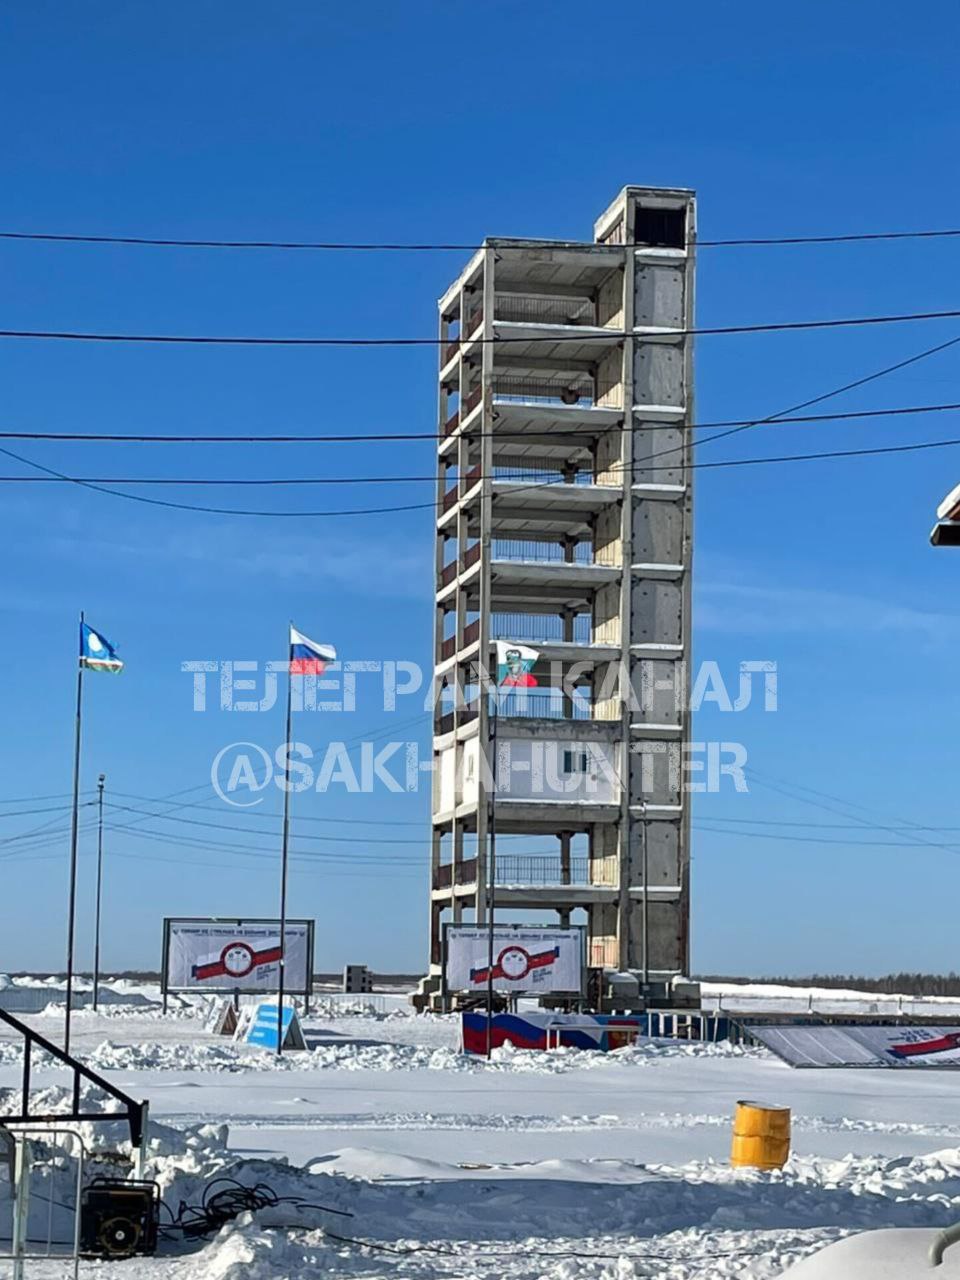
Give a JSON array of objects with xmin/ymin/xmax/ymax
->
[
  {"xmin": 65, "ymin": 610, "xmax": 85, "ymax": 1056},
  {"xmin": 277, "ymin": 626, "xmax": 293, "ymax": 1057},
  {"xmin": 485, "ymin": 661, "xmax": 500, "ymax": 1060}
]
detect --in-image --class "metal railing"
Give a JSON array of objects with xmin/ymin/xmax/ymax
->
[
  {"xmin": 492, "ymin": 539, "xmax": 592, "ymax": 564},
  {"xmin": 433, "ymin": 857, "xmax": 479, "ymax": 890},
  {"xmin": 495, "ymin": 295, "xmax": 596, "ymax": 327},
  {"xmin": 492, "ymin": 540, "xmax": 620, "ymax": 569},
  {"xmin": 494, "ymin": 855, "xmax": 590, "ymax": 886},
  {"xmin": 491, "ymin": 466, "xmax": 596, "ymax": 487},
  {"xmin": 490, "ymin": 614, "xmax": 592, "ymax": 644},
  {"xmin": 497, "ymin": 690, "xmax": 592, "ymax": 720},
  {"xmin": 0, "ymin": 1007, "xmax": 147, "ymax": 1148},
  {"xmin": 0, "ymin": 1128, "xmax": 87, "ymax": 1280},
  {"xmin": 492, "ymin": 376, "xmax": 623, "ymax": 409}
]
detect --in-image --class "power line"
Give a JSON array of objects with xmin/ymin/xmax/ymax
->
[
  {"xmin": 105, "ymin": 803, "xmax": 555, "ymax": 850},
  {"xmin": 3, "ymin": 432, "xmax": 960, "ymax": 501},
  {"xmin": 104, "ymin": 802, "xmax": 431, "ymax": 845},
  {"xmin": 744, "ymin": 769, "xmax": 960, "ymax": 861},
  {"xmin": 108, "ymin": 824, "xmax": 427, "ymax": 862},
  {"xmin": 0, "ymin": 791, "xmax": 92, "ymax": 804},
  {"xmin": 697, "ymin": 823, "xmax": 960, "ymax": 849},
  {"xmin": 4, "ymin": 226, "xmax": 960, "ymax": 251},
  {"xmin": 4, "ymin": 398, "xmax": 960, "ymax": 446},
  {"xmin": 0, "ymin": 803, "xmax": 77, "ymax": 819},
  {"xmin": 700, "ymin": 815, "xmax": 960, "ymax": 832},
  {"xmin": 109, "ymin": 788, "xmax": 427, "ymax": 826},
  {"xmin": 4, "ymin": 327, "xmax": 958, "ymax": 517},
  {"xmin": 3, "ymin": 307, "xmax": 960, "ymax": 346},
  {"xmin": 686, "ymin": 332, "xmax": 960, "ymax": 453}
]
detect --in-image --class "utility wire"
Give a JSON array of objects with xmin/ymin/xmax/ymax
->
[
  {"xmin": 109, "ymin": 787, "xmax": 427, "ymax": 826},
  {"xmin": 688, "ymin": 332, "xmax": 960, "ymax": 452},
  {"xmin": 4, "ymin": 398, "xmax": 960, "ymax": 444},
  {"xmin": 697, "ymin": 823, "xmax": 960, "ymax": 849},
  {"xmin": 3, "ymin": 306, "xmax": 960, "ymax": 345},
  {"xmin": 699, "ymin": 815, "xmax": 960, "ymax": 832},
  {"xmin": 3, "ymin": 432, "xmax": 960, "ymax": 504},
  {"xmin": 4, "ymin": 322, "xmax": 959, "ymax": 517},
  {"xmin": 3, "ymin": 225, "xmax": 960, "ymax": 250},
  {"xmin": 6, "ymin": 324, "xmax": 960, "ymax": 516},
  {"xmin": 744, "ymin": 769, "xmax": 960, "ymax": 861}
]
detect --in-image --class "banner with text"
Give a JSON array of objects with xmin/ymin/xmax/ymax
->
[
  {"xmin": 163, "ymin": 919, "xmax": 313, "ymax": 994},
  {"xmin": 445, "ymin": 925, "xmax": 583, "ymax": 995}
]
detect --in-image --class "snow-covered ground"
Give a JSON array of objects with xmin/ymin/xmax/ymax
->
[{"xmin": 2, "ymin": 980, "xmax": 960, "ymax": 1278}]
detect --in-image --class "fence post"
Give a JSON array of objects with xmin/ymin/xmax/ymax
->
[{"xmin": 12, "ymin": 1138, "xmax": 32, "ymax": 1280}]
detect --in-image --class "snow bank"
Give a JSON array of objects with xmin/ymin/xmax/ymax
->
[
  {"xmin": 77, "ymin": 1034, "xmax": 757, "ymax": 1076},
  {"xmin": 94, "ymin": 1138, "xmax": 960, "ymax": 1279}
]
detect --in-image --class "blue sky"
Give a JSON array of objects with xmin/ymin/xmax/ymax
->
[{"xmin": 2, "ymin": 1, "xmax": 960, "ymax": 976}]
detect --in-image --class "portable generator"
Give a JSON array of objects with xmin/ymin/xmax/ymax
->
[{"xmin": 79, "ymin": 1178, "xmax": 160, "ymax": 1259}]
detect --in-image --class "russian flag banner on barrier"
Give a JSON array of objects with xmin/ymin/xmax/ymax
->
[
  {"xmin": 289, "ymin": 626, "xmax": 336, "ymax": 675},
  {"xmin": 461, "ymin": 1011, "xmax": 645, "ymax": 1055}
]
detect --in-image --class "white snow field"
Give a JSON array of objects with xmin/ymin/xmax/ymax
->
[{"xmin": 2, "ymin": 981, "xmax": 960, "ymax": 1278}]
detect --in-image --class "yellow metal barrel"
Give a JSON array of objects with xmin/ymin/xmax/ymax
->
[{"xmin": 730, "ymin": 1100, "xmax": 791, "ymax": 1169}]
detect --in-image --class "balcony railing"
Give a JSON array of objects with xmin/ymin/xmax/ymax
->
[
  {"xmin": 440, "ymin": 464, "xmax": 484, "ymax": 515},
  {"xmin": 442, "ymin": 315, "xmax": 483, "ymax": 365},
  {"xmin": 497, "ymin": 691, "xmax": 592, "ymax": 721},
  {"xmin": 437, "ymin": 702, "xmax": 479, "ymax": 735},
  {"xmin": 493, "ymin": 538, "xmax": 587, "ymax": 563},
  {"xmin": 491, "ymin": 466, "xmax": 595, "ymax": 487},
  {"xmin": 433, "ymin": 857, "xmax": 478, "ymax": 890},
  {"xmin": 491, "ymin": 613, "xmax": 592, "ymax": 645},
  {"xmin": 438, "ymin": 543, "xmax": 482, "ymax": 590},
  {"xmin": 492, "ymin": 540, "xmax": 621, "ymax": 569},
  {"xmin": 439, "ymin": 618, "xmax": 480, "ymax": 662},
  {"xmin": 443, "ymin": 337, "xmax": 460, "ymax": 365},
  {"xmin": 492, "ymin": 376, "xmax": 622, "ymax": 409},
  {"xmin": 434, "ymin": 856, "xmax": 613, "ymax": 892},
  {"xmin": 494, "ymin": 855, "xmax": 590, "ymax": 886},
  {"xmin": 463, "ymin": 386, "xmax": 482, "ymax": 417},
  {"xmin": 495, "ymin": 296, "xmax": 596, "ymax": 327}
]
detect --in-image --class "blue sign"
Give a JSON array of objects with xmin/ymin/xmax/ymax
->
[{"xmin": 246, "ymin": 1002, "xmax": 305, "ymax": 1051}]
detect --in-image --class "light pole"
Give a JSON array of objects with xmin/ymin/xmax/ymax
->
[{"xmin": 93, "ymin": 773, "xmax": 105, "ymax": 1012}]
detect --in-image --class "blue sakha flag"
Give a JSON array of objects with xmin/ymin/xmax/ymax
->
[{"xmin": 80, "ymin": 621, "xmax": 123, "ymax": 673}]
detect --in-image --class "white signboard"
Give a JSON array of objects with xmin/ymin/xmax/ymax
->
[
  {"xmin": 445, "ymin": 926, "xmax": 583, "ymax": 995},
  {"xmin": 163, "ymin": 919, "xmax": 312, "ymax": 994},
  {"xmin": 750, "ymin": 1023, "xmax": 960, "ymax": 1070}
]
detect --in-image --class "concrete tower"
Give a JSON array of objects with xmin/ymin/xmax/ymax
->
[{"xmin": 424, "ymin": 185, "xmax": 695, "ymax": 1007}]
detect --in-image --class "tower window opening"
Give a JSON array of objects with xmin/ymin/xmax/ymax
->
[{"xmin": 634, "ymin": 206, "xmax": 686, "ymax": 249}]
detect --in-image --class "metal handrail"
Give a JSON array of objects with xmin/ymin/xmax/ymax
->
[{"xmin": 0, "ymin": 1007, "xmax": 147, "ymax": 1149}]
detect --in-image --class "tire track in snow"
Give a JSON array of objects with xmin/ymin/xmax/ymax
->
[{"xmin": 160, "ymin": 1109, "xmax": 960, "ymax": 1140}]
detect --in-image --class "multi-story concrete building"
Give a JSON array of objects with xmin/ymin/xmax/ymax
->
[{"xmin": 425, "ymin": 185, "xmax": 695, "ymax": 1006}]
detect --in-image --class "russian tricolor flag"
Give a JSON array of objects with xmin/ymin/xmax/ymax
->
[{"xmin": 289, "ymin": 625, "xmax": 336, "ymax": 675}]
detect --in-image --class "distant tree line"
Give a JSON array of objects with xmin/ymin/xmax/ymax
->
[{"xmin": 698, "ymin": 973, "xmax": 960, "ymax": 997}]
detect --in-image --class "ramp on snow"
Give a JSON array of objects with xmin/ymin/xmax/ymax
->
[{"xmin": 748, "ymin": 1023, "xmax": 960, "ymax": 1069}]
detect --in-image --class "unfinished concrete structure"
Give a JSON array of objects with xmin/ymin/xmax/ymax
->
[{"xmin": 425, "ymin": 185, "xmax": 695, "ymax": 1005}]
